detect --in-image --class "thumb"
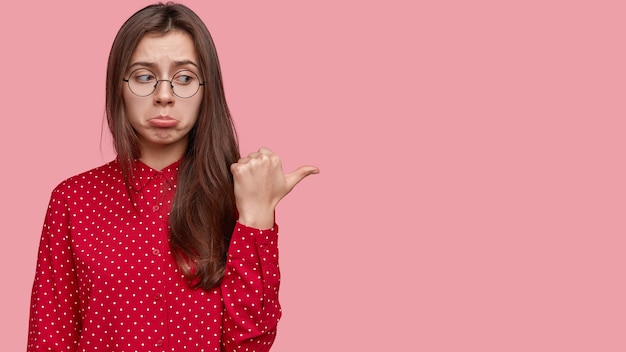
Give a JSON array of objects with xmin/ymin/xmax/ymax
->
[{"xmin": 285, "ymin": 165, "xmax": 320, "ymax": 192}]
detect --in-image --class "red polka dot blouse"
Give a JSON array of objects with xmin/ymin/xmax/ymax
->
[{"xmin": 28, "ymin": 159, "xmax": 281, "ymax": 351}]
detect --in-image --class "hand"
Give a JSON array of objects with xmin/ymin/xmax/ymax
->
[{"xmin": 231, "ymin": 147, "xmax": 319, "ymax": 229}]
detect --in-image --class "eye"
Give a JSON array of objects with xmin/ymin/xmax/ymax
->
[
  {"xmin": 136, "ymin": 74, "xmax": 154, "ymax": 82},
  {"xmin": 173, "ymin": 71, "xmax": 197, "ymax": 85},
  {"xmin": 131, "ymin": 69, "xmax": 156, "ymax": 83}
]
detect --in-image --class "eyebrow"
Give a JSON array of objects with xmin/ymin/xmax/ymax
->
[{"xmin": 127, "ymin": 60, "xmax": 200, "ymax": 71}]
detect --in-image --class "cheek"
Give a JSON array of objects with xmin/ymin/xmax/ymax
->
[
  {"xmin": 122, "ymin": 86, "xmax": 134, "ymax": 105},
  {"xmin": 186, "ymin": 98, "xmax": 202, "ymax": 123},
  {"xmin": 122, "ymin": 92, "xmax": 144, "ymax": 121}
]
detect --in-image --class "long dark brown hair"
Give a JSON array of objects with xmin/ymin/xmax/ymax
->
[{"xmin": 105, "ymin": 2, "xmax": 239, "ymax": 290}]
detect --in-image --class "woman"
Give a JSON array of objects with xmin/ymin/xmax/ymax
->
[{"xmin": 27, "ymin": 3, "xmax": 318, "ymax": 351}]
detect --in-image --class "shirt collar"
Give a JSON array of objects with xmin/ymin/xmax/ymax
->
[{"xmin": 131, "ymin": 159, "xmax": 181, "ymax": 192}]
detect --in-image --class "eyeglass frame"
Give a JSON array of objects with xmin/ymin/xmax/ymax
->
[{"xmin": 122, "ymin": 68, "xmax": 205, "ymax": 98}]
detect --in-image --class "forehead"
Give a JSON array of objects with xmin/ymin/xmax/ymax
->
[{"xmin": 129, "ymin": 31, "xmax": 199, "ymax": 69}]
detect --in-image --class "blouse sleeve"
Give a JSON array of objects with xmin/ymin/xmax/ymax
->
[
  {"xmin": 221, "ymin": 222, "xmax": 282, "ymax": 352},
  {"xmin": 28, "ymin": 188, "xmax": 81, "ymax": 351}
]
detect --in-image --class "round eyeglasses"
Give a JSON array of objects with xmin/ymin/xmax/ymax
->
[{"xmin": 123, "ymin": 68, "xmax": 205, "ymax": 98}]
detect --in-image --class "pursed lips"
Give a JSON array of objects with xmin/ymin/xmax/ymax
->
[{"xmin": 148, "ymin": 115, "xmax": 178, "ymax": 128}]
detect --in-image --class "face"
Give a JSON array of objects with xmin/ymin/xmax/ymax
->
[{"xmin": 123, "ymin": 31, "xmax": 203, "ymax": 156}]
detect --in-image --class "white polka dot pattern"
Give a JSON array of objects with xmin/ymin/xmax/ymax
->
[{"xmin": 27, "ymin": 159, "xmax": 281, "ymax": 351}]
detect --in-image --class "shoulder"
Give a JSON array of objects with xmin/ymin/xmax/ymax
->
[{"xmin": 51, "ymin": 160, "xmax": 123, "ymax": 198}]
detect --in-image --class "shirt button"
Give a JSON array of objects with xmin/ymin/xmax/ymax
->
[
  {"xmin": 154, "ymin": 292, "xmax": 163, "ymax": 300},
  {"xmin": 152, "ymin": 205, "xmax": 160, "ymax": 212},
  {"xmin": 154, "ymin": 174, "xmax": 162, "ymax": 180},
  {"xmin": 156, "ymin": 339, "xmax": 164, "ymax": 347},
  {"xmin": 152, "ymin": 248, "xmax": 160, "ymax": 255}
]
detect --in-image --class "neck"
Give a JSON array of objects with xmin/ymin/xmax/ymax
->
[{"xmin": 138, "ymin": 140, "xmax": 187, "ymax": 171}]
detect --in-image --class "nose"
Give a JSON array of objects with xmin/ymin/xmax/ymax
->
[{"xmin": 153, "ymin": 79, "xmax": 175, "ymax": 105}]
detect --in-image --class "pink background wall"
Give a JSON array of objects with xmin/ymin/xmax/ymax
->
[{"xmin": 2, "ymin": 0, "xmax": 625, "ymax": 350}]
